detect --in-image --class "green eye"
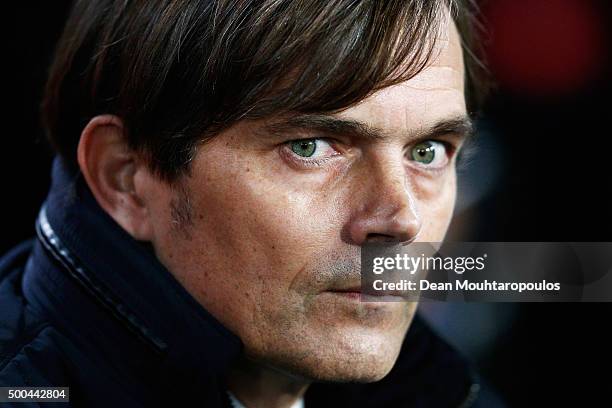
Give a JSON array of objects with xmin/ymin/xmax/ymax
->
[
  {"xmin": 291, "ymin": 139, "xmax": 317, "ymax": 157},
  {"xmin": 411, "ymin": 141, "xmax": 435, "ymax": 164}
]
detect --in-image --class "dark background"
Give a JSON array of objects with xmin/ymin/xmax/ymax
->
[{"xmin": 3, "ymin": 1, "xmax": 611, "ymax": 406}]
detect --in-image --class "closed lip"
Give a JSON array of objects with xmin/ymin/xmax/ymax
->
[
  {"xmin": 327, "ymin": 284, "xmax": 407, "ymax": 300},
  {"xmin": 330, "ymin": 286, "xmax": 362, "ymax": 293},
  {"xmin": 327, "ymin": 286, "xmax": 391, "ymax": 297}
]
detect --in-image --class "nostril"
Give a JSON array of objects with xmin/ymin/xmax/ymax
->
[{"xmin": 365, "ymin": 233, "xmax": 397, "ymax": 243}]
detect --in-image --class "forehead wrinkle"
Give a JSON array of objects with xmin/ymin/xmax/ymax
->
[{"xmin": 402, "ymin": 66, "xmax": 465, "ymax": 91}]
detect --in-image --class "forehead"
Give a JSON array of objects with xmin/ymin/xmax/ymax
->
[{"xmin": 337, "ymin": 18, "xmax": 466, "ymax": 133}]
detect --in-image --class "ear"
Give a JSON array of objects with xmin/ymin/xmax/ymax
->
[{"xmin": 77, "ymin": 115, "xmax": 154, "ymax": 241}]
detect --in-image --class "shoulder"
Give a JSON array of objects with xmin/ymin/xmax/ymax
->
[{"xmin": 0, "ymin": 241, "xmax": 69, "ymax": 387}]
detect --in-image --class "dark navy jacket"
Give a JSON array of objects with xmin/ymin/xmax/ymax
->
[{"xmin": 0, "ymin": 158, "xmax": 479, "ymax": 407}]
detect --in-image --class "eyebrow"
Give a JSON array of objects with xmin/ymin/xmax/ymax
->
[{"xmin": 263, "ymin": 113, "xmax": 474, "ymax": 142}]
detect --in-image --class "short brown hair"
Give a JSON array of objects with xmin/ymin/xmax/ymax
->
[{"xmin": 42, "ymin": 0, "xmax": 486, "ymax": 181}]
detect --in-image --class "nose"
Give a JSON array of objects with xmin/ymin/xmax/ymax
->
[{"xmin": 345, "ymin": 161, "xmax": 422, "ymax": 245}]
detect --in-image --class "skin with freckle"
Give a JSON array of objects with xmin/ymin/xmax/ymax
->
[{"xmin": 140, "ymin": 17, "xmax": 466, "ymax": 382}]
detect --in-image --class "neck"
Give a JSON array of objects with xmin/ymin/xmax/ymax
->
[{"xmin": 225, "ymin": 356, "xmax": 310, "ymax": 408}]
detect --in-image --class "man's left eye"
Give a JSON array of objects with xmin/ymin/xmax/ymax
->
[
  {"xmin": 289, "ymin": 139, "xmax": 335, "ymax": 159},
  {"xmin": 409, "ymin": 140, "xmax": 448, "ymax": 167}
]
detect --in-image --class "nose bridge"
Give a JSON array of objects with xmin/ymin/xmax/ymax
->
[
  {"xmin": 346, "ymin": 153, "xmax": 422, "ymax": 245},
  {"xmin": 375, "ymin": 158, "xmax": 420, "ymax": 225}
]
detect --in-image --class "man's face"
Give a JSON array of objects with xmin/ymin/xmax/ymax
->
[{"xmin": 145, "ymin": 19, "xmax": 467, "ymax": 382}]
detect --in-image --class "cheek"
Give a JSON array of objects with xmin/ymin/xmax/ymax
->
[
  {"xmin": 175, "ymin": 148, "xmax": 351, "ymax": 347},
  {"xmin": 179, "ymin": 146, "xmax": 344, "ymax": 298},
  {"xmin": 198, "ymin": 176, "xmax": 333, "ymax": 269}
]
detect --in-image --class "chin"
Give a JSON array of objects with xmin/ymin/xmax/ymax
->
[
  {"xmin": 300, "ymin": 352, "xmax": 399, "ymax": 384},
  {"xmin": 270, "ymin": 331, "xmax": 405, "ymax": 384}
]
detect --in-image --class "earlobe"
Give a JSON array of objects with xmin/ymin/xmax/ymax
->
[{"xmin": 77, "ymin": 115, "xmax": 154, "ymax": 241}]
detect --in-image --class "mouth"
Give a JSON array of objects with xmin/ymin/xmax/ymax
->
[
  {"xmin": 327, "ymin": 287, "xmax": 363, "ymax": 300},
  {"xmin": 326, "ymin": 286, "xmax": 402, "ymax": 301},
  {"xmin": 324, "ymin": 284, "xmax": 412, "ymax": 303}
]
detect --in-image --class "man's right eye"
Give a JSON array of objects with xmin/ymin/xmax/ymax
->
[
  {"xmin": 287, "ymin": 139, "xmax": 337, "ymax": 160},
  {"xmin": 290, "ymin": 139, "xmax": 318, "ymax": 157}
]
